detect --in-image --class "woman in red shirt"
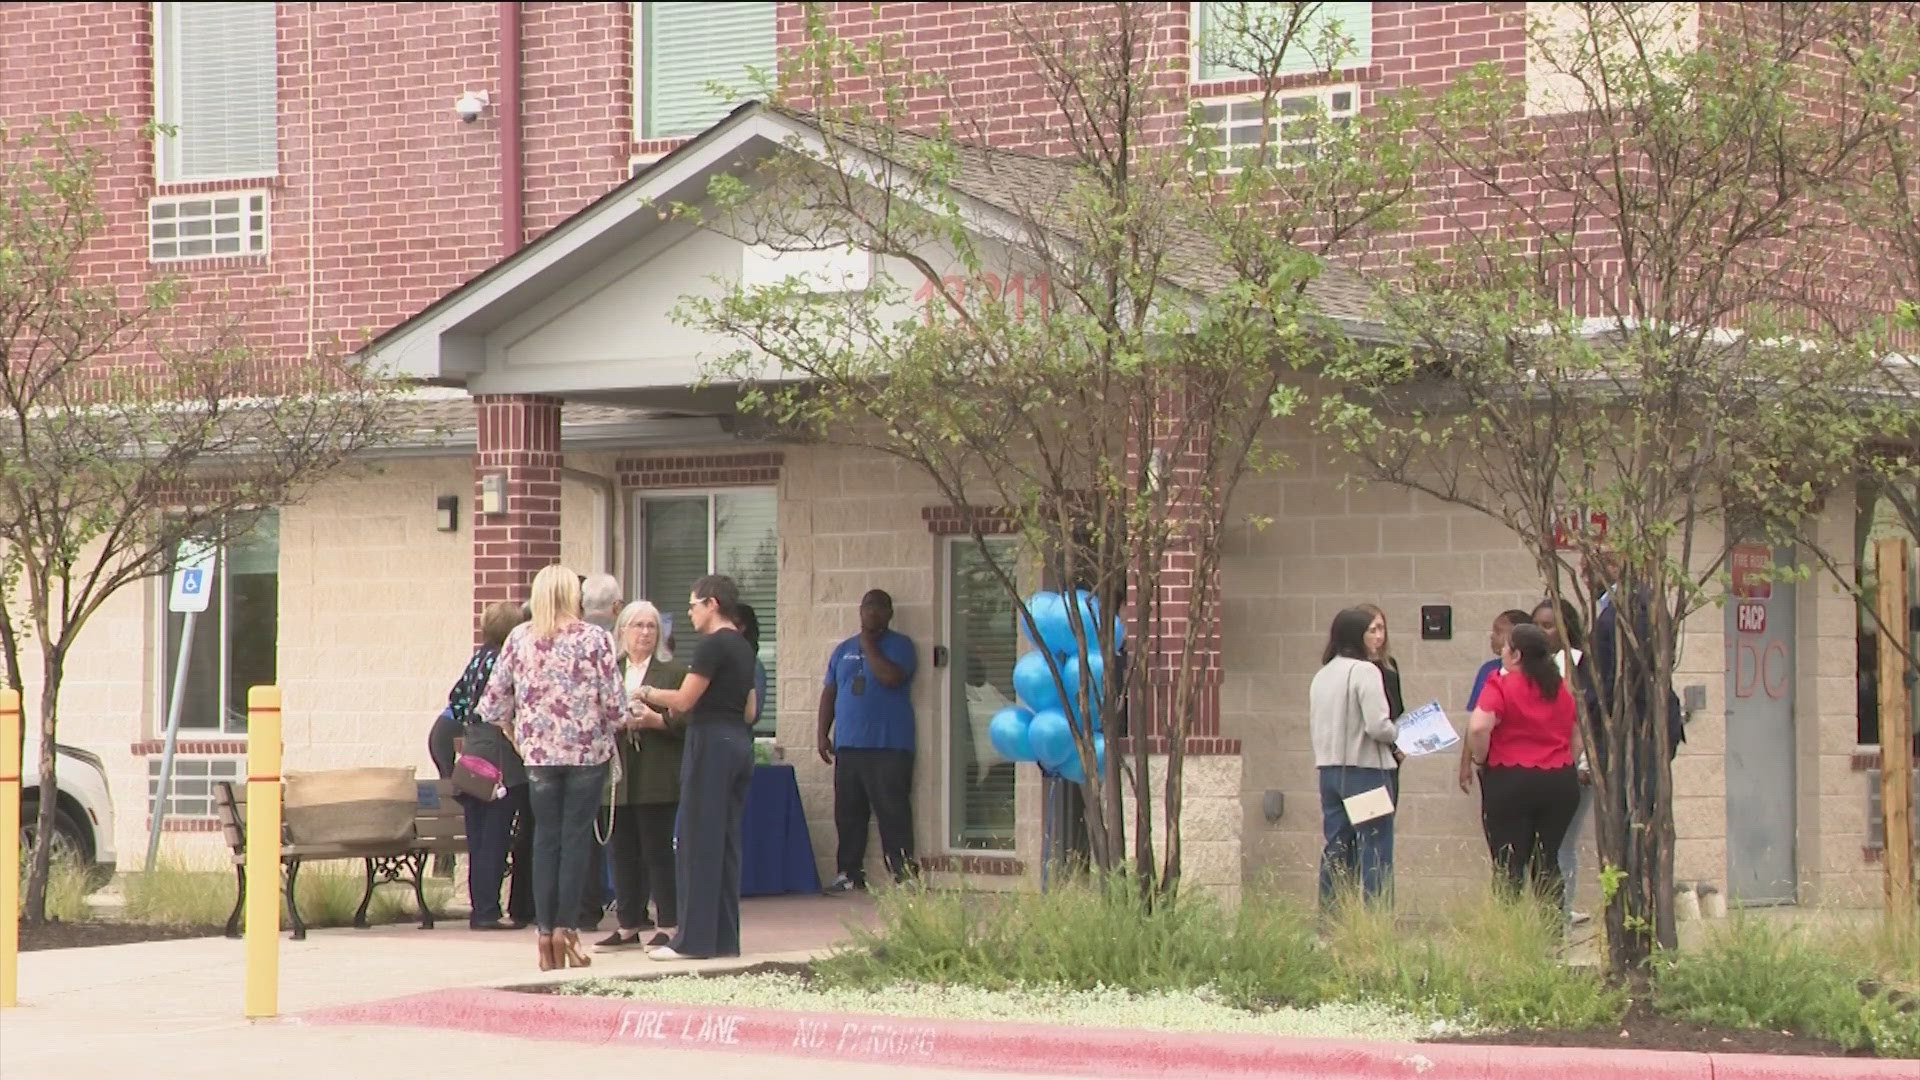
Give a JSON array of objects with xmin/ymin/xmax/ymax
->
[{"xmin": 1467, "ymin": 622, "xmax": 1584, "ymax": 905}]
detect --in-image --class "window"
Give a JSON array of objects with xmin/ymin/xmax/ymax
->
[
  {"xmin": 149, "ymin": 192, "xmax": 269, "ymax": 261},
  {"xmin": 159, "ymin": 511, "xmax": 279, "ymax": 735},
  {"xmin": 1190, "ymin": 86, "xmax": 1356, "ymax": 172},
  {"xmin": 943, "ymin": 536, "xmax": 1019, "ymax": 852},
  {"xmin": 1191, "ymin": 1, "xmax": 1372, "ymax": 84},
  {"xmin": 154, "ymin": 2, "xmax": 278, "ymax": 182},
  {"xmin": 635, "ymin": 2, "xmax": 777, "ymax": 140},
  {"xmin": 633, "ymin": 491, "xmax": 778, "ymax": 733},
  {"xmin": 147, "ymin": 756, "xmax": 242, "ymax": 820}
]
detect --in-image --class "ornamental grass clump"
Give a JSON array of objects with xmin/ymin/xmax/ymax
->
[
  {"xmin": 1654, "ymin": 916, "xmax": 1920, "ymax": 1058},
  {"xmin": 1310, "ymin": 887, "xmax": 1621, "ymax": 1029},
  {"xmin": 816, "ymin": 872, "xmax": 1326, "ymax": 1001}
]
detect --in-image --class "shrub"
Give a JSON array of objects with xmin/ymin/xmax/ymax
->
[{"xmin": 1655, "ymin": 916, "xmax": 1920, "ymax": 1057}]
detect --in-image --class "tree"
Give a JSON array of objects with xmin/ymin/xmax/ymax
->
[
  {"xmin": 1318, "ymin": 2, "xmax": 1910, "ymax": 977},
  {"xmin": 0, "ymin": 115, "xmax": 401, "ymax": 921},
  {"xmin": 674, "ymin": 1, "xmax": 1427, "ymax": 888}
]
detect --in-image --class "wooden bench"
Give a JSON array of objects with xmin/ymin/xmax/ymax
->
[{"xmin": 213, "ymin": 778, "xmax": 467, "ymax": 940}]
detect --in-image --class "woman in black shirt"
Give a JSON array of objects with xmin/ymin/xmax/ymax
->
[{"xmin": 633, "ymin": 573, "xmax": 758, "ymax": 960}]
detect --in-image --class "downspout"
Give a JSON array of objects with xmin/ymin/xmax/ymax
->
[{"xmin": 499, "ymin": 2, "xmax": 523, "ymax": 255}]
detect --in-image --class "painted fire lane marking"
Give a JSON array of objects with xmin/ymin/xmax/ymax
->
[{"xmin": 610, "ymin": 1007, "xmax": 937, "ymax": 1060}]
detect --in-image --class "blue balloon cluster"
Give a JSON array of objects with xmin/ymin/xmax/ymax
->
[{"xmin": 987, "ymin": 590, "xmax": 1121, "ymax": 784}]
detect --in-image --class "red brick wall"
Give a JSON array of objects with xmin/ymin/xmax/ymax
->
[{"xmin": 520, "ymin": 1, "xmax": 631, "ymax": 239}]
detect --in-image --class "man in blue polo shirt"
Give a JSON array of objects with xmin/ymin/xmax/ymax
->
[{"xmin": 817, "ymin": 589, "xmax": 918, "ymax": 892}]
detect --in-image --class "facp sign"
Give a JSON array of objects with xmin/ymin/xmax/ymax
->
[{"xmin": 167, "ymin": 540, "xmax": 218, "ymax": 614}]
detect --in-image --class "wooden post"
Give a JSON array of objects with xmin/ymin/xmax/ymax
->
[
  {"xmin": 1875, "ymin": 538, "xmax": 1914, "ymax": 933},
  {"xmin": 243, "ymin": 685, "xmax": 282, "ymax": 1018},
  {"xmin": 1, "ymin": 688, "xmax": 20, "ymax": 1008}
]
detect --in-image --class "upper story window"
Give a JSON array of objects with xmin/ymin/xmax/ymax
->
[
  {"xmin": 634, "ymin": 1, "xmax": 777, "ymax": 141},
  {"xmin": 1190, "ymin": 85, "xmax": 1356, "ymax": 173},
  {"xmin": 154, "ymin": 1, "xmax": 278, "ymax": 182},
  {"xmin": 1191, "ymin": 2, "xmax": 1373, "ymax": 84}
]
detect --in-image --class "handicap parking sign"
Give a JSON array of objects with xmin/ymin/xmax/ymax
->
[{"xmin": 168, "ymin": 541, "xmax": 218, "ymax": 613}]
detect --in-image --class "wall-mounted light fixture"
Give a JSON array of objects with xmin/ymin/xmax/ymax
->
[
  {"xmin": 478, "ymin": 473, "xmax": 506, "ymax": 515},
  {"xmin": 435, "ymin": 494, "xmax": 459, "ymax": 532}
]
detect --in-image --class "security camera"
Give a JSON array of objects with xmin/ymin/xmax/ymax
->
[{"xmin": 454, "ymin": 91, "xmax": 490, "ymax": 123}]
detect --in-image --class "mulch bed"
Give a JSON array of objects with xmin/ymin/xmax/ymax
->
[
  {"xmin": 18, "ymin": 918, "xmax": 224, "ymax": 952},
  {"xmin": 1429, "ymin": 1000, "xmax": 1870, "ymax": 1057}
]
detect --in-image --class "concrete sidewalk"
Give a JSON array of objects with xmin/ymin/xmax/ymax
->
[{"xmin": 1, "ymin": 893, "xmax": 916, "ymax": 1080}]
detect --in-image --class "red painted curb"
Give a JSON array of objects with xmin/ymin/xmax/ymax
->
[{"xmin": 298, "ymin": 988, "xmax": 1919, "ymax": 1080}]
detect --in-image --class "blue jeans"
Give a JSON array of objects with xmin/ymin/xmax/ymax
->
[
  {"xmin": 461, "ymin": 785, "xmax": 523, "ymax": 925},
  {"xmin": 1318, "ymin": 766, "xmax": 1398, "ymax": 907},
  {"xmin": 1557, "ymin": 779, "xmax": 1593, "ymax": 916},
  {"xmin": 525, "ymin": 763, "xmax": 608, "ymax": 934}
]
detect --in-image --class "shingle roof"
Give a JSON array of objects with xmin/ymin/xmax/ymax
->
[{"xmin": 775, "ymin": 106, "xmax": 1382, "ymax": 327}]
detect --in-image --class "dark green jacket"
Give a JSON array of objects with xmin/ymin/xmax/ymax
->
[{"xmin": 612, "ymin": 657, "xmax": 687, "ymax": 805}]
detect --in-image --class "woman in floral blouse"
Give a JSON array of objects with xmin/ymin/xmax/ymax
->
[{"xmin": 477, "ymin": 564, "xmax": 624, "ymax": 970}]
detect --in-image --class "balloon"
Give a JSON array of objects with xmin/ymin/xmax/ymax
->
[
  {"xmin": 1039, "ymin": 589, "xmax": 1125, "ymax": 657},
  {"xmin": 1030, "ymin": 592, "xmax": 1077, "ymax": 655},
  {"xmin": 1055, "ymin": 735, "xmax": 1106, "ymax": 784},
  {"xmin": 987, "ymin": 706, "xmax": 1036, "ymax": 762},
  {"xmin": 1012, "ymin": 650, "xmax": 1062, "ymax": 712},
  {"xmin": 1059, "ymin": 651, "xmax": 1106, "ymax": 729},
  {"xmin": 1027, "ymin": 709, "xmax": 1075, "ymax": 771}
]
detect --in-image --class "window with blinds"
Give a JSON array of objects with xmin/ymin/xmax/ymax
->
[
  {"xmin": 1191, "ymin": 1, "xmax": 1372, "ymax": 83},
  {"xmin": 636, "ymin": 2, "xmax": 777, "ymax": 139},
  {"xmin": 635, "ymin": 490, "xmax": 779, "ymax": 733},
  {"xmin": 154, "ymin": 2, "xmax": 278, "ymax": 182},
  {"xmin": 945, "ymin": 536, "xmax": 1019, "ymax": 852}
]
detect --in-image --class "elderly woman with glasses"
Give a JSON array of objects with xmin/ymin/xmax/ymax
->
[{"xmin": 595, "ymin": 599, "xmax": 687, "ymax": 951}]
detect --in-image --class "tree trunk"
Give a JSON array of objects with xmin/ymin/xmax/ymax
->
[{"xmin": 23, "ymin": 647, "xmax": 64, "ymax": 923}]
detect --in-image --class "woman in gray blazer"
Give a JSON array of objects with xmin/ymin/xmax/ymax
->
[{"xmin": 1309, "ymin": 608, "xmax": 1402, "ymax": 907}]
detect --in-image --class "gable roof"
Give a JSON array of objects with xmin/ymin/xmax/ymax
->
[{"xmin": 358, "ymin": 100, "xmax": 1385, "ymax": 383}]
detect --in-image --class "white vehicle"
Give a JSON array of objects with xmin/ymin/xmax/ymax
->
[{"xmin": 19, "ymin": 734, "xmax": 117, "ymax": 889}]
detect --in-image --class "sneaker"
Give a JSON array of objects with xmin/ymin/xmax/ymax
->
[
  {"xmin": 645, "ymin": 931, "xmax": 671, "ymax": 948},
  {"xmin": 647, "ymin": 945, "xmax": 701, "ymax": 961},
  {"xmin": 823, "ymin": 873, "xmax": 866, "ymax": 895},
  {"xmin": 1569, "ymin": 910, "xmax": 1592, "ymax": 926},
  {"xmin": 595, "ymin": 930, "xmax": 644, "ymax": 951}
]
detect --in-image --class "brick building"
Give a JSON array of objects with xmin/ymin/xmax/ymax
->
[{"xmin": 0, "ymin": 2, "xmax": 1899, "ymax": 909}]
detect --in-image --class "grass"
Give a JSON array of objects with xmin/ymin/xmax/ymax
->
[
  {"xmin": 123, "ymin": 857, "xmax": 452, "ymax": 931},
  {"xmin": 1655, "ymin": 913, "xmax": 1920, "ymax": 1058},
  {"xmin": 812, "ymin": 873, "xmax": 1622, "ymax": 1031},
  {"xmin": 23, "ymin": 857, "xmax": 94, "ymax": 923},
  {"xmin": 804, "ymin": 874, "xmax": 1918, "ymax": 1055}
]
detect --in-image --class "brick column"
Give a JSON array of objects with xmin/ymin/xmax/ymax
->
[
  {"xmin": 1132, "ymin": 386, "xmax": 1226, "ymax": 745},
  {"xmin": 473, "ymin": 394, "xmax": 562, "ymax": 625}
]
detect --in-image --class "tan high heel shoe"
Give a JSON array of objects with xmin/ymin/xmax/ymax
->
[
  {"xmin": 558, "ymin": 927, "xmax": 592, "ymax": 968},
  {"xmin": 537, "ymin": 932, "xmax": 557, "ymax": 971}
]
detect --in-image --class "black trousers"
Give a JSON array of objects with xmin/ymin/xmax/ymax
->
[
  {"xmin": 505, "ymin": 787, "xmax": 535, "ymax": 924},
  {"xmin": 834, "ymin": 748, "xmax": 916, "ymax": 883},
  {"xmin": 610, "ymin": 802, "xmax": 679, "ymax": 930},
  {"xmin": 672, "ymin": 721, "xmax": 753, "ymax": 958},
  {"xmin": 1479, "ymin": 764, "xmax": 1581, "ymax": 907}
]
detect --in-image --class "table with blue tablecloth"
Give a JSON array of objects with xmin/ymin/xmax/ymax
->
[{"xmin": 741, "ymin": 762, "xmax": 821, "ymax": 896}]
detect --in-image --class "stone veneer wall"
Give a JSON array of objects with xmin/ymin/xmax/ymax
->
[{"xmin": 1220, "ymin": 427, "xmax": 1870, "ymax": 911}]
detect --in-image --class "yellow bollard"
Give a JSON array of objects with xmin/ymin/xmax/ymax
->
[
  {"xmin": 2, "ymin": 687, "xmax": 20, "ymax": 1008},
  {"xmin": 243, "ymin": 685, "xmax": 281, "ymax": 1018}
]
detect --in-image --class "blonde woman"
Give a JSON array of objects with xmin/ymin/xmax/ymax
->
[
  {"xmin": 477, "ymin": 564, "xmax": 623, "ymax": 971},
  {"xmin": 597, "ymin": 600, "xmax": 687, "ymax": 951}
]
